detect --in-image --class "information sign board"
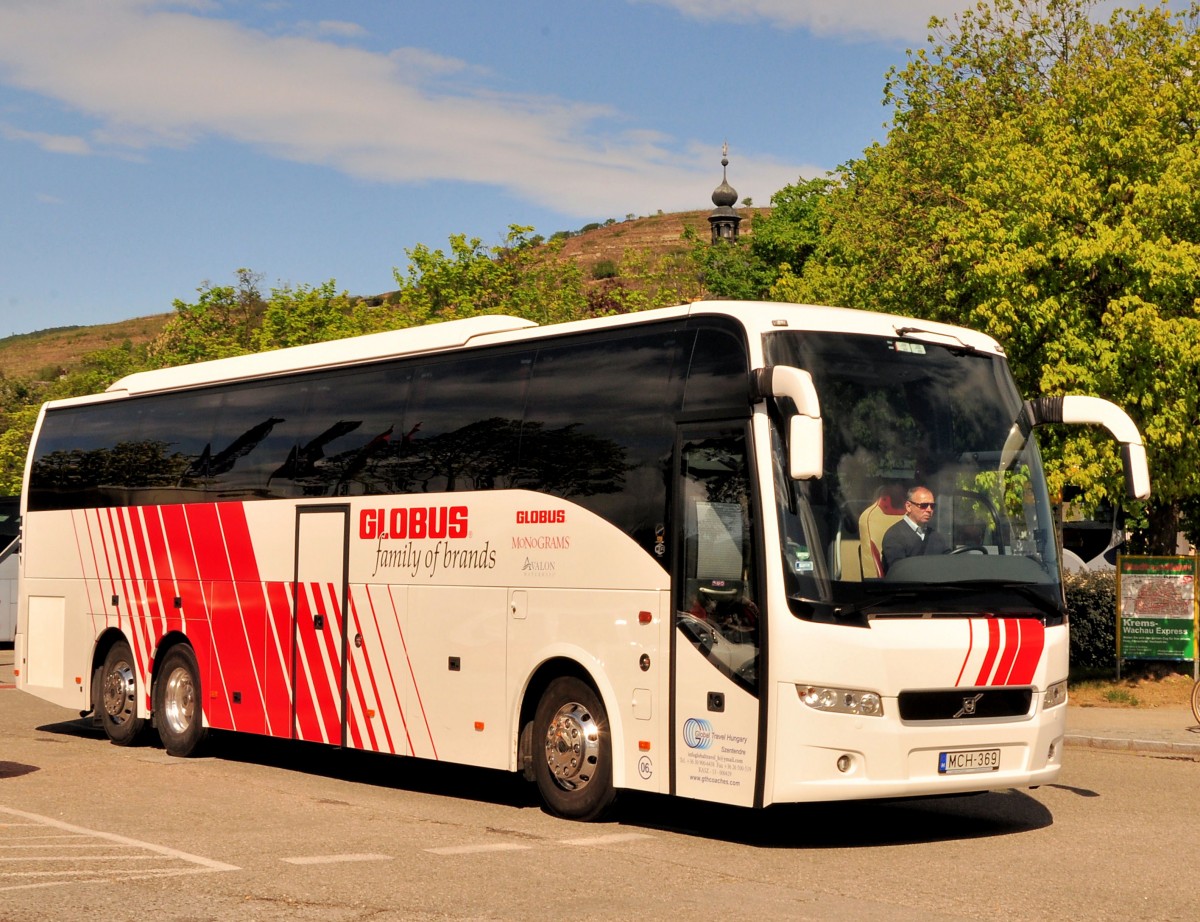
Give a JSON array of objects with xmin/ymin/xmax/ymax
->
[{"xmin": 1116, "ymin": 555, "xmax": 1197, "ymax": 664}]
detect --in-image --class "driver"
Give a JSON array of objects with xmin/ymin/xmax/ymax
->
[{"xmin": 881, "ymin": 485, "xmax": 948, "ymax": 573}]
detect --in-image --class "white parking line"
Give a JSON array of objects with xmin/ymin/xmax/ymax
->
[
  {"xmin": 426, "ymin": 831, "xmax": 653, "ymax": 856},
  {"xmin": 426, "ymin": 842, "xmax": 534, "ymax": 856},
  {"xmin": 558, "ymin": 833, "xmax": 653, "ymax": 847},
  {"xmin": 281, "ymin": 853, "xmax": 393, "ymax": 865},
  {"xmin": 0, "ymin": 806, "xmax": 239, "ymax": 892}
]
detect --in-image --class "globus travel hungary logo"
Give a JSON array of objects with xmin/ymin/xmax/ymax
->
[{"xmin": 682, "ymin": 717, "xmax": 713, "ymax": 750}]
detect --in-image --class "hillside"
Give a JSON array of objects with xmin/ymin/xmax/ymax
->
[
  {"xmin": 0, "ymin": 208, "xmax": 762, "ymax": 381},
  {"xmin": 0, "ymin": 315, "xmax": 171, "ymax": 381},
  {"xmin": 553, "ymin": 209, "xmax": 711, "ymax": 272}
]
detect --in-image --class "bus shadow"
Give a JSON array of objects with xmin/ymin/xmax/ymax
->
[
  {"xmin": 35, "ymin": 719, "xmax": 1052, "ymax": 844},
  {"xmin": 611, "ymin": 789, "xmax": 1053, "ymax": 848},
  {"xmin": 37, "ymin": 717, "xmax": 104, "ymax": 740},
  {"xmin": 214, "ymin": 732, "xmax": 541, "ymax": 811},
  {"xmin": 35, "ymin": 721, "xmax": 541, "ymax": 811}
]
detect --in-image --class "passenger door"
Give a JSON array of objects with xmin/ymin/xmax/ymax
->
[
  {"xmin": 292, "ymin": 505, "xmax": 349, "ymax": 746},
  {"xmin": 671, "ymin": 426, "xmax": 761, "ymax": 807}
]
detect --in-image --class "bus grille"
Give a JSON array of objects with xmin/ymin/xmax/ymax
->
[{"xmin": 897, "ymin": 688, "xmax": 1033, "ymax": 721}]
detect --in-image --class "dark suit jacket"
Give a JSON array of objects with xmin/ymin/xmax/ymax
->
[{"xmin": 881, "ymin": 519, "xmax": 948, "ymax": 573}]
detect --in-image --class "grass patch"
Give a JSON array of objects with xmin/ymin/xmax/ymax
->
[
  {"xmin": 1069, "ymin": 663, "xmax": 1193, "ymax": 708},
  {"xmin": 1102, "ymin": 688, "xmax": 1140, "ymax": 707}
]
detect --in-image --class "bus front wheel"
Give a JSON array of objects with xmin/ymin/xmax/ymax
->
[
  {"xmin": 533, "ymin": 677, "xmax": 615, "ymax": 821},
  {"xmin": 98, "ymin": 639, "xmax": 145, "ymax": 745},
  {"xmin": 153, "ymin": 645, "xmax": 208, "ymax": 757}
]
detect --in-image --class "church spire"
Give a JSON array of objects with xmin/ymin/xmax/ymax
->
[{"xmin": 708, "ymin": 142, "xmax": 741, "ymax": 243}]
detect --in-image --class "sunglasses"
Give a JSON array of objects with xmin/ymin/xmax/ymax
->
[{"xmin": 908, "ymin": 501, "xmax": 936, "ymax": 510}]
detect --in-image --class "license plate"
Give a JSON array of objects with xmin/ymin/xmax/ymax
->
[{"xmin": 938, "ymin": 748, "xmax": 1000, "ymax": 774}]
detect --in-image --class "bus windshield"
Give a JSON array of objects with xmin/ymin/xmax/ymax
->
[{"xmin": 764, "ymin": 330, "xmax": 1062, "ymax": 623}]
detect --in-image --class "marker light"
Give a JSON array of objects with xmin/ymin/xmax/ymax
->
[
  {"xmin": 798, "ymin": 685, "xmax": 883, "ymax": 717},
  {"xmin": 1043, "ymin": 680, "xmax": 1068, "ymax": 709}
]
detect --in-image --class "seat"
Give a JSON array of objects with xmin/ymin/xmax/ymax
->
[{"xmin": 858, "ymin": 489, "xmax": 906, "ymax": 578}]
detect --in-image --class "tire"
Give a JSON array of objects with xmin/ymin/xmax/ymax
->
[
  {"xmin": 1191, "ymin": 680, "xmax": 1200, "ymax": 728},
  {"xmin": 98, "ymin": 639, "xmax": 145, "ymax": 745},
  {"xmin": 153, "ymin": 645, "xmax": 208, "ymax": 757},
  {"xmin": 532, "ymin": 676, "xmax": 615, "ymax": 821}
]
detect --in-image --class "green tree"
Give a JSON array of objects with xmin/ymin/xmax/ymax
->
[
  {"xmin": 388, "ymin": 225, "xmax": 591, "ymax": 326},
  {"xmin": 773, "ymin": 0, "xmax": 1200, "ymax": 552},
  {"xmin": 600, "ymin": 247, "xmax": 705, "ymax": 313},
  {"xmin": 750, "ymin": 178, "xmax": 833, "ymax": 279},
  {"xmin": 149, "ymin": 268, "xmax": 266, "ymax": 367},
  {"xmin": 690, "ymin": 179, "xmax": 832, "ymax": 300},
  {"xmin": 688, "ymin": 230, "xmax": 768, "ymax": 300},
  {"xmin": 254, "ymin": 280, "xmax": 384, "ymax": 350},
  {"xmin": 0, "ymin": 404, "xmax": 38, "ymax": 496}
]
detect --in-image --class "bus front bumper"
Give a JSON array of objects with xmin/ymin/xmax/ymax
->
[{"xmin": 767, "ymin": 682, "xmax": 1066, "ymax": 804}]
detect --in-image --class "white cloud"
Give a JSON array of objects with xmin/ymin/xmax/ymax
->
[
  {"xmin": 294, "ymin": 20, "xmax": 369, "ymax": 41},
  {"xmin": 0, "ymin": 122, "xmax": 91, "ymax": 155},
  {"xmin": 633, "ymin": 0, "xmax": 1195, "ymax": 43},
  {"xmin": 0, "ymin": 0, "xmax": 816, "ymax": 219},
  {"xmin": 630, "ymin": 0, "xmax": 975, "ymax": 42}
]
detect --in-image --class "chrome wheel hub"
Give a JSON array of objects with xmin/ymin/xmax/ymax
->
[
  {"xmin": 162, "ymin": 666, "xmax": 196, "ymax": 735},
  {"xmin": 102, "ymin": 661, "xmax": 136, "ymax": 723},
  {"xmin": 543, "ymin": 701, "xmax": 600, "ymax": 791}
]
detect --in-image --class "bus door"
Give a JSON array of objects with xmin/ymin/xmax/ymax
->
[
  {"xmin": 292, "ymin": 505, "xmax": 349, "ymax": 746},
  {"xmin": 671, "ymin": 426, "xmax": 762, "ymax": 807}
]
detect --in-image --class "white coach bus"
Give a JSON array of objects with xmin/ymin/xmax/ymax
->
[{"xmin": 15, "ymin": 301, "xmax": 1149, "ymax": 820}]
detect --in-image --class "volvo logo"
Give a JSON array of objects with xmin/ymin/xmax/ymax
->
[{"xmin": 953, "ymin": 693, "xmax": 985, "ymax": 718}]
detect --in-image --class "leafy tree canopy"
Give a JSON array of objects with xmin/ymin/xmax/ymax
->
[
  {"xmin": 689, "ymin": 178, "xmax": 833, "ymax": 300},
  {"xmin": 389, "ymin": 225, "xmax": 591, "ymax": 326}
]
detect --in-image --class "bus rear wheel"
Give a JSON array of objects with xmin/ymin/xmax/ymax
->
[
  {"xmin": 533, "ymin": 677, "xmax": 615, "ymax": 821},
  {"xmin": 98, "ymin": 639, "xmax": 145, "ymax": 745},
  {"xmin": 153, "ymin": 645, "xmax": 208, "ymax": 757}
]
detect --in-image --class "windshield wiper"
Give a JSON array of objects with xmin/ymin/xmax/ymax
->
[
  {"xmin": 791, "ymin": 589, "xmax": 923, "ymax": 623},
  {"xmin": 800, "ymin": 580, "xmax": 1061, "ymax": 622},
  {"xmin": 945, "ymin": 580, "xmax": 1061, "ymax": 619}
]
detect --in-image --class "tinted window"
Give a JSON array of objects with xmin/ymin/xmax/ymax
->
[
  {"xmin": 278, "ymin": 366, "xmax": 408, "ymax": 498},
  {"xmin": 201, "ymin": 379, "xmax": 305, "ymax": 500},
  {"xmin": 521, "ymin": 328, "xmax": 688, "ymax": 556},
  {"xmin": 397, "ymin": 351, "xmax": 532, "ymax": 493},
  {"xmin": 683, "ymin": 325, "xmax": 750, "ymax": 415},
  {"xmin": 28, "ymin": 318, "xmax": 752, "ymax": 540}
]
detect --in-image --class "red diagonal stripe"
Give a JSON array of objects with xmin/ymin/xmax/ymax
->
[
  {"xmin": 345, "ymin": 591, "xmax": 386, "ymax": 753},
  {"xmin": 974, "ymin": 618, "xmax": 1002, "ymax": 686},
  {"xmin": 390, "ymin": 585, "xmax": 437, "ymax": 759},
  {"xmin": 992, "ymin": 619, "xmax": 1021, "ymax": 687},
  {"xmin": 955, "ymin": 619, "xmax": 974, "ymax": 687},
  {"xmin": 216, "ymin": 503, "xmax": 269, "ymax": 736},
  {"xmin": 364, "ymin": 584, "xmax": 412, "ymax": 754},
  {"xmin": 1006, "ymin": 619, "xmax": 1045, "ymax": 685}
]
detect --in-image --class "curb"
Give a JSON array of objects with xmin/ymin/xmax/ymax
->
[{"xmin": 1064, "ymin": 734, "xmax": 1200, "ymax": 757}]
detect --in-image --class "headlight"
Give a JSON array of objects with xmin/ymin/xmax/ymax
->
[
  {"xmin": 1043, "ymin": 680, "xmax": 1068, "ymax": 709},
  {"xmin": 798, "ymin": 684, "xmax": 884, "ymax": 717}
]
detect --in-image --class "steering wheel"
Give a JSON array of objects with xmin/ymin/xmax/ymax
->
[{"xmin": 950, "ymin": 545, "xmax": 990, "ymax": 555}]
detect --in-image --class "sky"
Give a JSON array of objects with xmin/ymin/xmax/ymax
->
[{"xmin": 0, "ymin": 0, "xmax": 1166, "ymax": 338}]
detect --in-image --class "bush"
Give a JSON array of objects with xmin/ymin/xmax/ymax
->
[
  {"xmin": 591, "ymin": 259, "xmax": 618, "ymax": 280},
  {"xmin": 1065, "ymin": 570, "xmax": 1116, "ymax": 670}
]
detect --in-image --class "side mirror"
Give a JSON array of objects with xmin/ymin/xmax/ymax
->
[
  {"xmin": 788, "ymin": 415, "xmax": 824, "ymax": 480},
  {"xmin": 1026, "ymin": 396, "xmax": 1151, "ymax": 501},
  {"xmin": 752, "ymin": 366, "xmax": 823, "ymax": 480}
]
